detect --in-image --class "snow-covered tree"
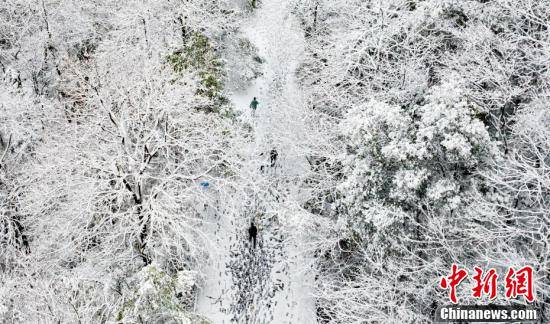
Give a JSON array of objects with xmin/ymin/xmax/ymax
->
[
  {"xmin": 309, "ymin": 82, "xmax": 497, "ymax": 322},
  {"xmin": 294, "ymin": 0, "xmax": 550, "ymax": 321},
  {"xmin": 0, "ymin": 0, "xmax": 249, "ymax": 322}
]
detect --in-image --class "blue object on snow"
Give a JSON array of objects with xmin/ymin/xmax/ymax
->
[{"xmin": 199, "ymin": 181, "xmax": 210, "ymax": 188}]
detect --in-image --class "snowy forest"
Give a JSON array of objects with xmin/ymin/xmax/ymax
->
[{"xmin": 0, "ymin": 0, "xmax": 549, "ymax": 323}]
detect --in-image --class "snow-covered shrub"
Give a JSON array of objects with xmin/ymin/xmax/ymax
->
[
  {"xmin": 116, "ymin": 264, "xmax": 203, "ymax": 323},
  {"xmin": 340, "ymin": 83, "xmax": 497, "ymax": 224}
]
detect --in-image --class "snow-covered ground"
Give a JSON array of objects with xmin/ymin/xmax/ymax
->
[{"xmin": 196, "ymin": 0, "xmax": 317, "ymax": 323}]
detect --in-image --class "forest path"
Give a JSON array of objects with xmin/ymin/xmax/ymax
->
[{"xmin": 196, "ymin": 0, "xmax": 316, "ymax": 323}]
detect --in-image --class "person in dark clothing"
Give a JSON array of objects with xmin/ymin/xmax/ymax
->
[
  {"xmin": 250, "ymin": 97, "xmax": 259, "ymax": 116},
  {"xmin": 269, "ymin": 148, "xmax": 278, "ymax": 168},
  {"xmin": 248, "ymin": 222, "xmax": 258, "ymax": 249}
]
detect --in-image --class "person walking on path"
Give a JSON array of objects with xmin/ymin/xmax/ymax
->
[
  {"xmin": 248, "ymin": 222, "xmax": 258, "ymax": 249},
  {"xmin": 269, "ymin": 148, "xmax": 278, "ymax": 168},
  {"xmin": 250, "ymin": 97, "xmax": 259, "ymax": 116}
]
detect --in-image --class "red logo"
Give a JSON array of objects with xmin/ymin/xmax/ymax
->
[
  {"xmin": 505, "ymin": 266, "xmax": 535, "ymax": 302},
  {"xmin": 440, "ymin": 264, "xmax": 468, "ymax": 303},
  {"xmin": 439, "ymin": 265, "xmax": 535, "ymax": 304},
  {"xmin": 472, "ymin": 267, "xmax": 499, "ymax": 300}
]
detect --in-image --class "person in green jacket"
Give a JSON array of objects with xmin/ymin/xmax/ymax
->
[{"xmin": 250, "ymin": 97, "xmax": 259, "ymax": 116}]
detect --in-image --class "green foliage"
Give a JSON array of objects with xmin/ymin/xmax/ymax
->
[{"xmin": 166, "ymin": 32, "xmax": 228, "ymax": 113}]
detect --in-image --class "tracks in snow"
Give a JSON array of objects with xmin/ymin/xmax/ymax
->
[{"xmin": 196, "ymin": 1, "xmax": 316, "ymax": 323}]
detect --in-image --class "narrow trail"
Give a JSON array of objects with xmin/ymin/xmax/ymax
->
[{"xmin": 196, "ymin": 0, "xmax": 317, "ymax": 323}]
